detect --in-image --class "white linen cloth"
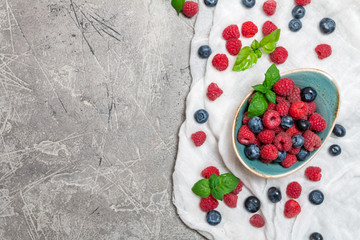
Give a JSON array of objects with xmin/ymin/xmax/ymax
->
[{"xmin": 173, "ymin": 0, "xmax": 360, "ymax": 239}]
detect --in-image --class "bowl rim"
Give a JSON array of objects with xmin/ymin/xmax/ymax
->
[{"xmin": 231, "ymin": 68, "xmax": 340, "ymax": 179}]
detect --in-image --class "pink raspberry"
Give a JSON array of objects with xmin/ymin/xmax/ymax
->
[
  {"xmin": 212, "ymin": 54, "xmax": 229, "ymax": 71},
  {"xmin": 242, "ymin": 112, "xmax": 251, "ymax": 125},
  {"xmin": 306, "ymin": 101, "xmax": 317, "ymax": 115},
  {"xmin": 303, "ymin": 130, "xmax": 321, "ymax": 151},
  {"xmin": 224, "ymin": 193, "xmax": 238, "ymax": 208},
  {"xmin": 276, "ymin": 95, "xmax": 286, "ymax": 103},
  {"xmin": 263, "ymin": 0, "xmax": 277, "ymax": 16},
  {"xmin": 309, "ymin": 113, "xmax": 327, "ymax": 132},
  {"xmin": 276, "ymin": 100, "xmax": 291, "ymax": 116},
  {"xmin": 257, "ymin": 129, "xmax": 275, "ymax": 144},
  {"xmin": 262, "ymin": 110, "xmax": 281, "ymax": 129},
  {"xmin": 273, "ymin": 132, "xmax": 292, "ymax": 151},
  {"xmin": 260, "ymin": 144, "xmax": 278, "ymax": 163},
  {"xmin": 281, "ymin": 154, "xmax": 297, "ymax": 168},
  {"xmin": 284, "ymin": 199, "xmax": 301, "ymax": 218},
  {"xmin": 315, "ymin": 44, "xmax": 332, "ymax": 60},
  {"xmin": 289, "ymin": 101, "xmax": 308, "ymax": 119},
  {"xmin": 250, "ymin": 214, "xmax": 265, "ymax": 228},
  {"xmin": 182, "ymin": 1, "xmax": 199, "ymax": 18},
  {"xmin": 266, "ymin": 102, "xmax": 276, "ymax": 111},
  {"xmin": 295, "ymin": 0, "xmax": 311, "ymax": 6},
  {"xmin": 222, "ymin": 24, "xmax": 240, "ymax": 40},
  {"xmin": 241, "ymin": 21, "xmax": 258, "ymax": 38},
  {"xmin": 270, "ymin": 46, "xmax": 288, "ymax": 65},
  {"xmin": 273, "ymin": 78, "xmax": 295, "ymax": 96},
  {"xmin": 201, "ymin": 166, "xmax": 220, "ymax": 178},
  {"xmin": 262, "ymin": 21, "xmax": 278, "ymax": 36},
  {"xmin": 237, "ymin": 125, "xmax": 256, "ymax": 145},
  {"xmin": 287, "ymin": 87, "xmax": 301, "ymax": 104},
  {"xmin": 286, "ymin": 181, "xmax": 302, "ymax": 199},
  {"xmin": 254, "ymin": 137, "xmax": 261, "ymax": 146},
  {"xmin": 191, "ymin": 131, "xmax": 207, "ymax": 147},
  {"xmin": 288, "ymin": 147, "xmax": 301, "ymax": 155},
  {"xmin": 200, "ymin": 196, "xmax": 218, "ymax": 212},
  {"xmin": 232, "ymin": 180, "xmax": 244, "ymax": 194},
  {"xmin": 286, "ymin": 125, "xmax": 303, "ymax": 137},
  {"xmin": 273, "ymin": 125, "xmax": 284, "ymax": 134},
  {"xmin": 226, "ymin": 38, "xmax": 242, "ymax": 56},
  {"xmin": 305, "ymin": 166, "xmax": 322, "ymax": 181},
  {"xmin": 207, "ymin": 83, "xmax": 223, "ymax": 101}
]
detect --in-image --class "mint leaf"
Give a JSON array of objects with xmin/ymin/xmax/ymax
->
[
  {"xmin": 254, "ymin": 49, "xmax": 262, "ymax": 58},
  {"xmin": 233, "ymin": 47, "xmax": 258, "ymax": 72},
  {"xmin": 211, "ymin": 188, "xmax": 224, "ymax": 201},
  {"xmin": 265, "ymin": 90, "xmax": 276, "ymax": 104},
  {"xmin": 209, "ymin": 174, "xmax": 219, "ymax": 189},
  {"xmin": 247, "ymin": 92, "xmax": 268, "ymax": 117},
  {"xmin": 263, "ymin": 64, "xmax": 280, "ymax": 89},
  {"xmin": 171, "ymin": 0, "xmax": 185, "ymax": 14},
  {"xmin": 252, "ymin": 84, "xmax": 267, "ymax": 93},
  {"xmin": 192, "ymin": 179, "xmax": 211, "ymax": 198},
  {"xmin": 251, "ymin": 39, "xmax": 260, "ymax": 50},
  {"xmin": 259, "ymin": 29, "xmax": 281, "ymax": 53},
  {"xmin": 217, "ymin": 173, "xmax": 239, "ymax": 194}
]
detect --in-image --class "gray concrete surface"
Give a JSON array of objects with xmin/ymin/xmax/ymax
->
[{"xmin": 0, "ymin": 0, "xmax": 202, "ymax": 239}]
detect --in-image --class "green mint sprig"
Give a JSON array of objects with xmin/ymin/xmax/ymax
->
[
  {"xmin": 233, "ymin": 29, "xmax": 281, "ymax": 72},
  {"xmin": 192, "ymin": 173, "xmax": 239, "ymax": 200},
  {"xmin": 171, "ymin": 0, "xmax": 185, "ymax": 14},
  {"xmin": 247, "ymin": 64, "xmax": 280, "ymax": 117}
]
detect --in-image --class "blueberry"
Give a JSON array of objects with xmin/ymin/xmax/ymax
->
[
  {"xmin": 248, "ymin": 117, "xmax": 263, "ymax": 134},
  {"xmin": 198, "ymin": 45, "xmax": 212, "ymax": 59},
  {"xmin": 244, "ymin": 196, "xmax": 261, "ymax": 213},
  {"xmin": 281, "ymin": 116, "xmax": 294, "ymax": 129},
  {"xmin": 310, "ymin": 232, "xmax": 323, "ymax": 240},
  {"xmin": 297, "ymin": 148, "xmax": 310, "ymax": 161},
  {"xmin": 267, "ymin": 187, "xmax": 282, "ymax": 203},
  {"xmin": 292, "ymin": 6, "xmax": 305, "ymax": 19},
  {"xmin": 206, "ymin": 210, "xmax": 222, "ymax": 226},
  {"xmin": 301, "ymin": 87, "xmax": 317, "ymax": 102},
  {"xmin": 320, "ymin": 17, "xmax": 336, "ymax": 34},
  {"xmin": 245, "ymin": 144, "xmax": 260, "ymax": 160},
  {"xmin": 194, "ymin": 109, "xmax": 209, "ymax": 123},
  {"xmin": 204, "ymin": 0, "xmax": 218, "ymax": 7},
  {"xmin": 296, "ymin": 119, "xmax": 310, "ymax": 131},
  {"xmin": 309, "ymin": 190, "xmax": 324, "ymax": 205},
  {"xmin": 289, "ymin": 19, "xmax": 302, "ymax": 32},
  {"xmin": 292, "ymin": 135, "xmax": 304, "ymax": 148},
  {"xmin": 333, "ymin": 124, "xmax": 346, "ymax": 137},
  {"xmin": 274, "ymin": 151, "xmax": 287, "ymax": 163},
  {"xmin": 329, "ymin": 144, "xmax": 341, "ymax": 156},
  {"xmin": 242, "ymin": 0, "xmax": 256, "ymax": 8}
]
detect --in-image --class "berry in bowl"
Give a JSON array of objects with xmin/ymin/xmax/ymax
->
[{"xmin": 232, "ymin": 65, "xmax": 339, "ymax": 178}]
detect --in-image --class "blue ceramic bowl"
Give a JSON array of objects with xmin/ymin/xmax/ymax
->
[{"xmin": 232, "ymin": 69, "xmax": 340, "ymax": 178}]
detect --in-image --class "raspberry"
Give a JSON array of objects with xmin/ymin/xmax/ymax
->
[
  {"xmin": 286, "ymin": 181, "xmax": 302, "ymax": 199},
  {"xmin": 223, "ymin": 193, "xmax": 238, "ymax": 208},
  {"xmin": 309, "ymin": 113, "xmax": 327, "ymax": 132},
  {"xmin": 276, "ymin": 100, "xmax": 291, "ymax": 116},
  {"xmin": 273, "ymin": 78, "xmax": 295, "ymax": 96},
  {"xmin": 295, "ymin": 0, "xmax": 311, "ymax": 6},
  {"xmin": 305, "ymin": 166, "xmax": 322, "ymax": 181},
  {"xmin": 273, "ymin": 125, "xmax": 284, "ymax": 134},
  {"xmin": 287, "ymin": 87, "xmax": 301, "ymax": 104},
  {"xmin": 284, "ymin": 200, "xmax": 301, "ymax": 218},
  {"xmin": 281, "ymin": 154, "xmax": 297, "ymax": 168},
  {"xmin": 315, "ymin": 44, "xmax": 332, "ymax": 60},
  {"xmin": 263, "ymin": 0, "xmax": 277, "ymax": 16},
  {"xmin": 232, "ymin": 180, "xmax": 244, "ymax": 194},
  {"xmin": 243, "ymin": 112, "xmax": 251, "ymax": 125},
  {"xmin": 200, "ymin": 196, "xmax": 219, "ymax": 212},
  {"xmin": 266, "ymin": 102, "xmax": 276, "ymax": 111},
  {"xmin": 286, "ymin": 125, "xmax": 302, "ymax": 137},
  {"xmin": 306, "ymin": 101, "xmax": 317, "ymax": 115},
  {"xmin": 258, "ymin": 129, "xmax": 275, "ymax": 144},
  {"xmin": 270, "ymin": 46, "xmax": 288, "ymax": 65},
  {"xmin": 303, "ymin": 130, "xmax": 321, "ymax": 151},
  {"xmin": 262, "ymin": 110, "xmax": 281, "ymax": 129},
  {"xmin": 262, "ymin": 21, "xmax": 278, "ymax": 36},
  {"xmin": 276, "ymin": 95, "xmax": 286, "ymax": 103},
  {"xmin": 273, "ymin": 132, "xmax": 292, "ymax": 151},
  {"xmin": 260, "ymin": 144, "xmax": 278, "ymax": 163},
  {"xmin": 237, "ymin": 125, "xmax": 256, "ymax": 145},
  {"xmin": 212, "ymin": 54, "xmax": 229, "ymax": 71},
  {"xmin": 288, "ymin": 147, "xmax": 301, "ymax": 155},
  {"xmin": 249, "ymin": 214, "xmax": 265, "ymax": 228},
  {"xmin": 222, "ymin": 24, "xmax": 240, "ymax": 40},
  {"xmin": 191, "ymin": 131, "xmax": 207, "ymax": 147},
  {"xmin": 207, "ymin": 83, "xmax": 223, "ymax": 101},
  {"xmin": 248, "ymin": 94, "xmax": 254, "ymax": 103},
  {"xmin": 182, "ymin": 1, "xmax": 199, "ymax": 18},
  {"xmin": 201, "ymin": 166, "xmax": 220, "ymax": 179},
  {"xmin": 289, "ymin": 101, "xmax": 308, "ymax": 119},
  {"xmin": 241, "ymin": 21, "xmax": 258, "ymax": 38},
  {"xmin": 226, "ymin": 39, "xmax": 242, "ymax": 56},
  {"xmin": 254, "ymin": 137, "xmax": 261, "ymax": 146}
]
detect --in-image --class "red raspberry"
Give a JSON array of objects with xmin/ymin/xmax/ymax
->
[
  {"xmin": 182, "ymin": 1, "xmax": 199, "ymax": 18},
  {"xmin": 276, "ymin": 100, "xmax": 291, "ymax": 116},
  {"xmin": 315, "ymin": 44, "xmax": 332, "ymax": 60},
  {"xmin": 270, "ymin": 46, "xmax": 288, "ymax": 65},
  {"xmin": 289, "ymin": 101, "xmax": 308, "ymax": 119},
  {"xmin": 200, "ymin": 196, "xmax": 219, "ymax": 212},
  {"xmin": 303, "ymin": 130, "xmax": 321, "ymax": 151},
  {"xmin": 258, "ymin": 129, "xmax": 275, "ymax": 144},
  {"xmin": 191, "ymin": 131, "xmax": 207, "ymax": 147},
  {"xmin": 295, "ymin": 0, "xmax": 311, "ymax": 6},
  {"xmin": 281, "ymin": 154, "xmax": 297, "ymax": 168},
  {"xmin": 238, "ymin": 125, "xmax": 256, "ymax": 145},
  {"xmin": 232, "ymin": 180, "xmax": 244, "ymax": 194},
  {"xmin": 248, "ymin": 94, "xmax": 254, "ymax": 103},
  {"xmin": 284, "ymin": 200, "xmax": 301, "ymax": 218},
  {"xmin": 273, "ymin": 132, "xmax": 292, "ymax": 151},
  {"xmin": 309, "ymin": 113, "xmax": 327, "ymax": 132},
  {"xmin": 260, "ymin": 144, "xmax": 278, "ymax": 163},
  {"xmin": 254, "ymin": 137, "xmax": 262, "ymax": 146},
  {"xmin": 241, "ymin": 21, "xmax": 258, "ymax": 38},
  {"xmin": 288, "ymin": 147, "xmax": 301, "ymax": 155},
  {"xmin": 222, "ymin": 24, "xmax": 240, "ymax": 40},
  {"xmin": 305, "ymin": 166, "xmax": 322, "ymax": 181},
  {"xmin": 212, "ymin": 54, "xmax": 229, "ymax": 71},
  {"xmin": 226, "ymin": 39, "xmax": 242, "ymax": 56},
  {"xmin": 262, "ymin": 21, "xmax": 278, "ymax": 36},
  {"xmin": 263, "ymin": 0, "xmax": 277, "ymax": 16},
  {"xmin": 286, "ymin": 125, "xmax": 302, "ymax": 137},
  {"xmin": 249, "ymin": 214, "xmax": 265, "ymax": 228},
  {"xmin": 201, "ymin": 166, "xmax": 220, "ymax": 179},
  {"xmin": 207, "ymin": 83, "xmax": 223, "ymax": 101},
  {"xmin": 287, "ymin": 87, "xmax": 301, "ymax": 104},
  {"xmin": 273, "ymin": 125, "xmax": 284, "ymax": 134},
  {"xmin": 306, "ymin": 101, "xmax": 317, "ymax": 115},
  {"xmin": 262, "ymin": 110, "xmax": 281, "ymax": 129},
  {"xmin": 243, "ymin": 112, "xmax": 251, "ymax": 125},
  {"xmin": 223, "ymin": 193, "xmax": 238, "ymax": 208},
  {"xmin": 266, "ymin": 102, "xmax": 276, "ymax": 111},
  {"xmin": 286, "ymin": 181, "xmax": 302, "ymax": 199},
  {"xmin": 273, "ymin": 78, "xmax": 295, "ymax": 96},
  {"xmin": 276, "ymin": 95, "xmax": 286, "ymax": 103}
]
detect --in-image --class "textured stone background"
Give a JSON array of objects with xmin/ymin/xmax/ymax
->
[{"xmin": 0, "ymin": 0, "xmax": 202, "ymax": 239}]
